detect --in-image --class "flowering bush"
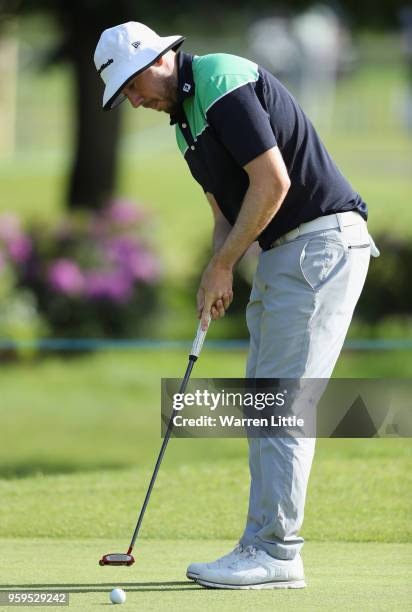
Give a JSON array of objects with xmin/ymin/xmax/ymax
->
[
  {"xmin": 0, "ymin": 199, "xmax": 161, "ymax": 340},
  {"xmin": 0, "ymin": 218, "xmax": 47, "ymax": 356}
]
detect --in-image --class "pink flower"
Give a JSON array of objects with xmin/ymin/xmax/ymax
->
[
  {"xmin": 0, "ymin": 214, "xmax": 32, "ymax": 263},
  {"xmin": 129, "ymin": 247, "xmax": 160, "ymax": 282},
  {"xmin": 47, "ymin": 259, "xmax": 85, "ymax": 296},
  {"xmin": 7, "ymin": 235, "xmax": 32, "ymax": 263},
  {"xmin": 106, "ymin": 238, "xmax": 160, "ymax": 282},
  {"xmin": 104, "ymin": 199, "xmax": 146, "ymax": 226},
  {"xmin": 85, "ymin": 270, "xmax": 133, "ymax": 304}
]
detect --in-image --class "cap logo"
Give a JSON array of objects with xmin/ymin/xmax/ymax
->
[
  {"xmin": 98, "ymin": 58, "xmax": 113, "ymax": 75},
  {"xmin": 131, "ymin": 41, "xmax": 141, "ymax": 49},
  {"xmin": 183, "ymin": 83, "xmax": 191, "ymax": 93}
]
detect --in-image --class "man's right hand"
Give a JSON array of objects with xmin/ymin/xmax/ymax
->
[{"xmin": 197, "ymin": 257, "xmax": 233, "ymax": 330}]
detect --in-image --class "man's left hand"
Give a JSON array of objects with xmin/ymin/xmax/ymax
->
[{"xmin": 197, "ymin": 258, "xmax": 233, "ymax": 330}]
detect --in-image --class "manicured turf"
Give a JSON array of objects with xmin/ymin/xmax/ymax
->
[
  {"xmin": 0, "ymin": 539, "xmax": 410, "ymax": 611},
  {"xmin": 0, "ymin": 450, "xmax": 411, "ymax": 542},
  {"xmin": 0, "ymin": 351, "xmax": 410, "ymax": 547},
  {"xmin": 1, "ymin": 349, "xmax": 412, "ymax": 474},
  {"xmin": 0, "ymin": 348, "xmax": 410, "ymax": 612}
]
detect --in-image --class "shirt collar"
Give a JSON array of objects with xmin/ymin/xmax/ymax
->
[{"xmin": 170, "ymin": 51, "xmax": 195, "ymax": 125}]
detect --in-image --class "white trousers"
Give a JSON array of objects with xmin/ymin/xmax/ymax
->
[{"xmin": 240, "ymin": 215, "xmax": 374, "ymax": 559}]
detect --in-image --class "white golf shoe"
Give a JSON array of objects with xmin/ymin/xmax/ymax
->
[
  {"xmin": 186, "ymin": 544, "xmax": 246, "ymax": 580},
  {"xmin": 194, "ymin": 545, "xmax": 306, "ymax": 589}
]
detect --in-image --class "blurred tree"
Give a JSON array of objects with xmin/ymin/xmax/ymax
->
[{"xmin": 9, "ymin": 0, "xmax": 141, "ymax": 211}]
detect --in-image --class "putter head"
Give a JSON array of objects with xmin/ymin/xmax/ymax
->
[{"xmin": 99, "ymin": 553, "xmax": 135, "ymax": 567}]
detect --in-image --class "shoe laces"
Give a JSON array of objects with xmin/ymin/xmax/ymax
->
[{"xmin": 244, "ymin": 545, "xmax": 258, "ymax": 560}]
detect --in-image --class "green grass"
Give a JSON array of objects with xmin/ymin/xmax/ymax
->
[
  {"xmin": 1, "ymin": 349, "xmax": 412, "ymax": 475},
  {"xmin": 0, "ymin": 448, "xmax": 411, "ymax": 542},
  {"xmin": 0, "ymin": 351, "xmax": 410, "ymax": 610},
  {"xmin": 0, "ymin": 350, "xmax": 410, "ymax": 543},
  {"xmin": 0, "ymin": 540, "xmax": 410, "ymax": 611}
]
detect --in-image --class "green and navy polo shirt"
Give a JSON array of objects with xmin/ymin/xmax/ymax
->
[{"xmin": 170, "ymin": 51, "xmax": 367, "ymax": 250}]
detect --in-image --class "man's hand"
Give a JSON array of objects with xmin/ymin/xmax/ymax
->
[{"xmin": 197, "ymin": 257, "xmax": 233, "ymax": 330}]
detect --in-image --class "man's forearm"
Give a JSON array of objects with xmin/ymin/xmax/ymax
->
[
  {"xmin": 213, "ymin": 220, "xmax": 232, "ymax": 254},
  {"xmin": 213, "ymin": 180, "xmax": 289, "ymax": 269}
]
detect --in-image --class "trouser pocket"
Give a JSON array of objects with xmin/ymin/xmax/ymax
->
[{"xmin": 299, "ymin": 235, "xmax": 348, "ymax": 292}]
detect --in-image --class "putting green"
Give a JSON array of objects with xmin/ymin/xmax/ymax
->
[{"xmin": 0, "ymin": 539, "xmax": 410, "ymax": 611}]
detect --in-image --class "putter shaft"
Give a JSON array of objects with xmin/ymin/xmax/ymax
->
[
  {"xmin": 126, "ymin": 317, "xmax": 209, "ymax": 554},
  {"xmin": 127, "ymin": 355, "xmax": 197, "ymax": 554}
]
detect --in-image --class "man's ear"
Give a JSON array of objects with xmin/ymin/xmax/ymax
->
[{"xmin": 155, "ymin": 56, "xmax": 164, "ymax": 66}]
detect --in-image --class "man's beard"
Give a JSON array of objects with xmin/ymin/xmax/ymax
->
[{"xmin": 162, "ymin": 72, "xmax": 178, "ymax": 114}]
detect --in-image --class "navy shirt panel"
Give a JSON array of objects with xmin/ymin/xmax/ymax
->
[{"xmin": 172, "ymin": 53, "xmax": 368, "ymax": 249}]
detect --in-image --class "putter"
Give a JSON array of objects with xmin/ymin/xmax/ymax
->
[{"xmin": 99, "ymin": 317, "xmax": 210, "ymax": 567}]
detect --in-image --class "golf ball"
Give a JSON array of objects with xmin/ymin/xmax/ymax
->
[{"xmin": 110, "ymin": 588, "xmax": 126, "ymax": 604}]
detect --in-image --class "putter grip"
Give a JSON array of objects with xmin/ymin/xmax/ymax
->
[{"xmin": 190, "ymin": 317, "xmax": 210, "ymax": 358}]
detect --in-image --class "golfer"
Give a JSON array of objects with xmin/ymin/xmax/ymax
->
[{"xmin": 94, "ymin": 22, "xmax": 379, "ymax": 589}]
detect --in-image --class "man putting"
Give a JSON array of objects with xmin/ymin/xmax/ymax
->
[{"xmin": 94, "ymin": 21, "xmax": 378, "ymax": 590}]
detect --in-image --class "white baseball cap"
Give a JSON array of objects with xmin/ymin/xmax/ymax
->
[{"xmin": 94, "ymin": 21, "xmax": 185, "ymax": 110}]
